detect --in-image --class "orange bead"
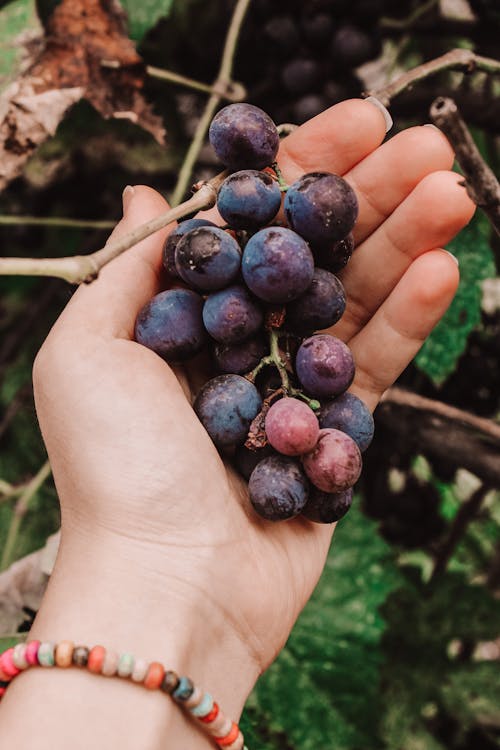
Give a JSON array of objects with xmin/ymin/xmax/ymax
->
[
  {"xmin": 87, "ymin": 646, "xmax": 106, "ymax": 674},
  {"xmin": 144, "ymin": 662, "xmax": 165, "ymax": 690},
  {"xmin": 215, "ymin": 722, "xmax": 240, "ymax": 746},
  {"xmin": 55, "ymin": 641, "xmax": 74, "ymax": 668},
  {"xmin": 200, "ymin": 702, "xmax": 219, "ymax": 723}
]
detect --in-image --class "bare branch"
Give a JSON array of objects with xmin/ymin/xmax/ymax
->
[
  {"xmin": 0, "ymin": 174, "xmax": 225, "ymax": 284},
  {"xmin": 378, "ymin": 387, "xmax": 500, "ymax": 487},
  {"xmin": 430, "ymin": 96, "xmax": 500, "ymax": 235},
  {"xmin": 368, "ymin": 48, "xmax": 500, "ymax": 107}
]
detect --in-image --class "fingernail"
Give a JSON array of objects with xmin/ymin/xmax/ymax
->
[
  {"xmin": 364, "ymin": 96, "xmax": 393, "ymax": 133},
  {"xmin": 122, "ymin": 185, "xmax": 135, "ymax": 214},
  {"xmin": 444, "ymin": 250, "xmax": 459, "ymax": 266},
  {"xmin": 424, "ymin": 123, "xmax": 442, "ymax": 132}
]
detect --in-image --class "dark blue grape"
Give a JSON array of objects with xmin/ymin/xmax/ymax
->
[
  {"xmin": 235, "ymin": 444, "xmax": 275, "ymax": 480},
  {"xmin": 302, "ymin": 13, "xmax": 334, "ymax": 47},
  {"xmin": 242, "ymin": 227, "xmax": 314, "ymax": 303},
  {"xmin": 213, "ymin": 336, "xmax": 267, "ymax": 375},
  {"xmin": 249, "ymin": 456, "xmax": 309, "ymax": 521},
  {"xmin": 194, "ymin": 375, "xmax": 262, "ymax": 449},
  {"xmin": 296, "ymin": 334, "xmax": 355, "ymax": 398},
  {"xmin": 263, "ymin": 15, "xmax": 300, "ymax": 57},
  {"xmin": 162, "ymin": 219, "xmax": 216, "ymax": 278},
  {"xmin": 203, "ymin": 285, "xmax": 264, "ymax": 345},
  {"xmin": 292, "ymin": 95, "xmax": 328, "ymax": 125},
  {"xmin": 281, "ymin": 58, "xmax": 321, "ymax": 96},
  {"xmin": 284, "ymin": 172, "xmax": 358, "ymax": 245},
  {"xmin": 302, "ymin": 487, "xmax": 353, "ymax": 524},
  {"xmin": 175, "ymin": 227, "xmax": 241, "ymax": 292},
  {"xmin": 330, "ymin": 25, "xmax": 377, "ymax": 68},
  {"xmin": 209, "ymin": 103, "xmax": 280, "ymax": 170},
  {"xmin": 285, "ymin": 268, "xmax": 346, "ymax": 336},
  {"xmin": 320, "ymin": 392, "xmax": 374, "ymax": 452},
  {"xmin": 135, "ymin": 289, "xmax": 206, "ymax": 362},
  {"xmin": 314, "ymin": 233, "xmax": 355, "ymax": 273},
  {"xmin": 217, "ymin": 170, "xmax": 282, "ymax": 230}
]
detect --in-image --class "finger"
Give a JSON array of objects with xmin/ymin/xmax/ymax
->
[
  {"xmin": 58, "ymin": 186, "xmax": 174, "ymax": 338},
  {"xmin": 198, "ymin": 98, "xmax": 389, "ymax": 223},
  {"xmin": 345, "ymin": 124, "xmax": 454, "ymax": 243},
  {"xmin": 334, "ymin": 171, "xmax": 475, "ymax": 341},
  {"xmin": 348, "ymin": 249, "xmax": 460, "ymax": 411}
]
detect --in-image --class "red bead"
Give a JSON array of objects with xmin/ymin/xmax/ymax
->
[
  {"xmin": 25, "ymin": 640, "xmax": 40, "ymax": 666},
  {"xmin": 0, "ymin": 648, "xmax": 21, "ymax": 678},
  {"xmin": 0, "ymin": 667, "xmax": 11, "ymax": 682},
  {"xmin": 200, "ymin": 702, "xmax": 219, "ymax": 723},
  {"xmin": 87, "ymin": 646, "xmax": 106, "ymax": 673},
  {"xmin": 144, "ymin": 662, "xmax": 165, "ymax": 690},
  {"xmin": 215, "ymin": 722, "xmax": 240, "ymax": 746}
]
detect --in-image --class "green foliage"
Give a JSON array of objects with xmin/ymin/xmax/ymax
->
[
  {"xmin": 0, "ymin": 0, "xmax": 42, "ymax": 95},
  {"xmin": 242, "ymin": 503, "xmax": 400, "ymax": 748},
  {"xmin": 380, "ymin": 568, "xmax": 500, "ymax": 749},
  {"xmin": 415, "ymin": 212, "xmax": 496, "ymax": 386},
  {"xmin": 120, "ymin": 0, "xmax": 174, "ymax": 42}
]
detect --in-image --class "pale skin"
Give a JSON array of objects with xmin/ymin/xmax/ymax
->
[{"xmin": 0, "ymin": 99, "xmax": 474, "ymax": 749}]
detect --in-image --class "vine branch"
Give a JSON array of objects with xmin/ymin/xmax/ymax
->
[
  {"xmin": 0, "ymin": 461, "xmax": 52, "ymax": 571},
  {"xmin": 368, "ymin": 48, "xmax": 500, "ymax": 107},
  {"xmin": 430, "ymin": 96, "xmax": 500, "ymax": 235},
  {"xmin": 170, "ymin": 0, "xmax": 252, "ymax": 206}
]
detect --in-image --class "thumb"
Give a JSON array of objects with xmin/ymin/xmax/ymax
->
[{"xmin": 62, "ymin": 185, "xmax": 175, "ymax": 338}]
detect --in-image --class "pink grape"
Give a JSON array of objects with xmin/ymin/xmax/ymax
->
[
  {"xmin": 302, "ymin": 428, "xmax": 361, "ymax": 492},
  {"xmin": 265, "ymin": 397, "xmax": 319, "ymax": 456}
]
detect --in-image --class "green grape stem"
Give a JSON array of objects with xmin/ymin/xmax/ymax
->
[{"xmin": 271, "ymin": 162, "xmax": 289, "ymax": 192}]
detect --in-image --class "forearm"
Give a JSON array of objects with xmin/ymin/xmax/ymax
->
[{"xmin": 0, "ymin": 527, "xmax": 259, "ymax": 749}]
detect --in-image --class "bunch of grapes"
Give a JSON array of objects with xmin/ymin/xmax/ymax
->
[
  {"xmin": 235, "ymin": 0, "xmax": 386, "ymax": 125},
  {"xmin": 135, "ymin": 103, "xmax": 374, "ymax": 524}
]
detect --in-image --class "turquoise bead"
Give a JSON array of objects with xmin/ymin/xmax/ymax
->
[
  {"xmin": 37, "ymin": 642, "xmax": 55, "ymax": 667},
  {"xmin": 191, "ymin": 692, "xmax": 213, "ymax": 717},
  {"xmin": 172, "ymin": 676, "xmax": 194, "ymax": 701}
]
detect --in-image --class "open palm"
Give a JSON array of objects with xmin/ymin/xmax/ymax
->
[{"xmin": 33, "ymin": 99, "xmax": 474, "ymax": 682}]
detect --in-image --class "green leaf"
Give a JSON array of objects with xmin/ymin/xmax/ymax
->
[
  {"xmin": 415, "ymin": 212, "xmax": 496, "ymax": 386},
  {"xmin": 0, "ymin": 0, "xmax": 42, "ymax": 95},
  {"xmin": 120, "ymin": 0, "xmax": 174, "ymax": 42},
  {"xmin": 243, "ymin": 503, "xmax": 400, "ymax": 748},
  {"xmin": 442, "ymin": 663, "xmax": 500, "ymax": 731}
]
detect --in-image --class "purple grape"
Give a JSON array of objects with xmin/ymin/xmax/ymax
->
[
  {"xmin": 249, "ymin": 456, "xmax": 310, "ymax": 521},
  {"xmin": 292, "ymin": 95, "xmax": 328, "ymax": 125},
  {"xmin": 175, "ymin": 226, "xmax": 241, "ymax": 292},
  {"xmin": 263, "ymin": 15, "xmax": 300, "ymax": 57},
  {"xmin": 296, "ymin": 334, "xmax": 355, "ymax": 398},
  {"xmin": 315, "ymin": 233, "xmax": 355, "ymax": 274},
  {"xmin": 330, "ymin": 25, "xmax": 377, "ymax": 68},
  {"xmin": 302, "ymin": 487, "xmax": 353, "ymax": 524},
  {"xmin": 284, "ymin": 172, "xmax": 358, "ymax": 246},
  {"xmin": 302, "ymin": 428, "xmax": 362, "ymax": 492},
  {"xmin": 281, "ymin": 58, "xmax": 321, "ymax": 96},
  {"xmin": 135, "ymin": 289, "xmax": 206, "ymax": 363},
  {"xmin": 194, "ymin": 375, "xmax": 262, "ymax": 449},
  {"xmin": 209, "ymin": 103, "xmax": 280, "ymax": 170},
  {"xmin": 217, "ymin": 170, "xmax": 282, "ymax": 230},
  {"xmin": 162, "ymin": 219, "xmax": 216, "ymax": 278},
  {"xmin": 203, "ymin": 285, "xmax": 264, "ymax": 345},
  {"xmin": 265, "ymin": 397, "xmax": 319, "ymax": 456},
  {"xmin": 242, "ymin": 227, "xmax": 315, "ymax": 304},
  {"xmin": 302, "ymin": 13, "xmax": 334, "ymax": 47},
  {"xmin": 213, "ymin": 336, "xmax": 267, "ymax": 375},
  {"xmin": 320, "ymin": 392, "xmax": 374, "ymax": 452},
  {"xmin": 285, "ymin": 268, "xmax": 346, "ymax": 336},
  {"xmin": 235, "ymin": 444, "xmax": 275, "ymax": 480}
]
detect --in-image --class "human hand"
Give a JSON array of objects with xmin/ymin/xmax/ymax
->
[{"xmin": 30, "ymin": 99, "xmax": 474, "ymax": 725}]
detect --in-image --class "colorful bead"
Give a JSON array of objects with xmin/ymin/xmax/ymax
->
[
  {"xmin": 144, "ymin": 662, "xmax": 165, "ymax": 690},
  {"xmin": 172, "ymin": 676, "xmax": 194, "ymax": 701},
  {"xmin": 101, "ymin": 649, "xmax": 119, "ymax": 676},
  {"xmin": 207, "ymin": 713, "xmax": 233, "ymax": 737},
  {"xmin": 25, "ymin": 640, "xmax": 40, "ymax": 666},
  {"xmin": 117, "ymin": 653, "xmax": 134, "ymax": 678},
  {"xmin": 72, "ymin": 646, "xmax": 89, "ymax": 667},
  {"xmin": 0, "ymin": 668, "xmax": 11, "ymax": 683},
  {"xmin": 161, "ymin": 670, "xmax": 180, "ymax": 694},
  {"xmin": 215, "ymin": 723, "xmax": 240, "ymax": 747},
  {"xmin": 191, "ymin": 692, "xmax": 214, "ymax": 718},
  {"xmin": 184, "ymin": 685, "xmax": 203, "ymax": 708},
  {"xmin": 224, "ymin": 731, "xmax": 245, "ymax": 750},
  {"xmin": 131, "ymin": 658, "xmax": 149, "ymax": 683},
  {"xmin": 199, "ymin": 702, "xmax": 219, "ymax": 724},
  {"xmin": 55, "ymin": 641, "xmax": 74, "ymax": 668},
  {"xmin": 0, "ymin": 648, "xmax": 21, "ymax": 677},
  {"xmin": 38, "ymin": 642, "xmax": 55, "ymax": 667},
  {"xmin": 87, "ymin": 645, "xmax": 106, "ymax": 674},
  {"xmin": 12, "ymin": 643, "xmax": 29, "ymax": 670}
]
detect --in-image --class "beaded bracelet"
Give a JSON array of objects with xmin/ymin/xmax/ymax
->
[{"xmin": 0, "ymin": 641, "xmax": 247, "ymax": 749}]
